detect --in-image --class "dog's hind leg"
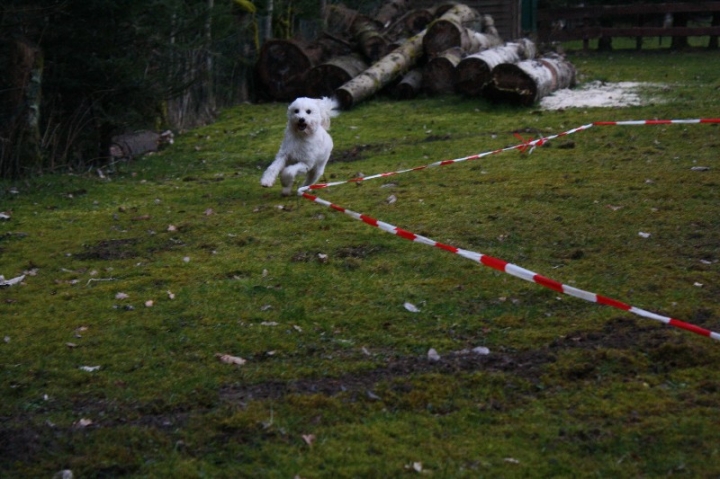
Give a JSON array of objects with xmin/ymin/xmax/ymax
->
[
  {"xmin": 303, "ymin": 158, "xmax": 330, "ymax": 188},
  {"xmin": 280, "ymin": 163, "xmax": 309, "ymax": 196}
]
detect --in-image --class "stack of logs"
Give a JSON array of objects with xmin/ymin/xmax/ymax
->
[{"xmin": 255, "ymin": 1, "xmax": 576, "ymax": 109}]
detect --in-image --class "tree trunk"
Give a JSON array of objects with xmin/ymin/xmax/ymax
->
[
  {"xmin": 1, "ymin": 37, "xmax": 43, "ymax": 177},
  {"xmin": 305, "ymin": 53, "xmax": 369, "ymax": 98},
  {"xmin": 422, "ymin": 47, "xmax": 463, "ymax": 95},
  {"xmin": 335, "ymin": 28, "xmax": 426, "ymax": 109},
  {"xmin": 456, "ymin": 38, "xmax": 536, "ymax": 97},
  {"xmin": 486, "ymin": 54, "xmax": 576, "ymax": 106},
  {"xmin": 394, "ymin": 68, "xmax": 423, "ymax": 99}
]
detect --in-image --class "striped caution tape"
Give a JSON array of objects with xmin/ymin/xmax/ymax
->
[
  {"xmin": 298, "ymin": 118, "xmax": 720, "ymax": 194},
  {"xmin": 302, "ymin": 192, "xmax": 720, "ymax": 341},
  {"xmin": 297, "ymin": 118, "xmax": 720, "ymax": 341}
]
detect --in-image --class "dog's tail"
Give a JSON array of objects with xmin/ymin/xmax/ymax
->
[{"xmin": 319, "ymin": 96, "xmax": 341, "ymax": 131}]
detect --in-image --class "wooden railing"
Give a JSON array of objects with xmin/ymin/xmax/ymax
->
[{"xmin": 538, "ymin": 2, "xmax": 720, "ymax": 50}]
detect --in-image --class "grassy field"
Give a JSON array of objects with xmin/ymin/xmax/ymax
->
[{"xmin": 2, "ymin": 47, "xmax": 720, "ymax": 478}]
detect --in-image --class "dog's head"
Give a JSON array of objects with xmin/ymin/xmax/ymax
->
[{"xmin": 287, "ymin": 97, "xmax": 331, "ymax": 136}]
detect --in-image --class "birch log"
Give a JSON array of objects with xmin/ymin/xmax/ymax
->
[
  {"xmin": 305, "ymin": 54, "xmax": 369, "ymax": 98},
  {"xmin": 456, "ymin": 39, "xmax": 537, "ymax": 97},
  {"xmin": 394, "ymin": 68, "xmax": 423, "ymax": 99},
  {"xmin": 335, "ymin": 29, "xmax": 426, "ymax": 109},
  {"xmin": 256, "ymin": 37, "xmax": 351, "ymax": 100},
  {"xmin": 486, "ymin": 54, "xmax": 576, "ymax": 106},
  {"xmin": 422, "ymin": 47, "xmax": 463, "ymax": 95},
  {"xmin": 423, "ymin": 5, "xmax": 486, "ymax": 57}
]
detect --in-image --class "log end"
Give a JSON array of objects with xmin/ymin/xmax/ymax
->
[
  {"xmin": 335, "ymin": 88, "xmax": 355, "ymax": 110},
  {"xmin": 423, "ymin": 58, "xmax": 457, "ymax": 96},
  {"xmin": 487, "ymin": 63, "xmax": 537, "ymax": 106},
  {"xmin": 455, "ymin": 58, "xmax": 492, "ymax": 97}
]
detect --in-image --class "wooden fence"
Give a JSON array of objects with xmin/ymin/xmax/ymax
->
[{"xmin": 538, "ymin": 2, "xmax": 720, "ymax": 50}]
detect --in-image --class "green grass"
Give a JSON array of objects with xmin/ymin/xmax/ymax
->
[{"xmin": 2, "ymin": 48, "xmax": 720, "ymax": 478}]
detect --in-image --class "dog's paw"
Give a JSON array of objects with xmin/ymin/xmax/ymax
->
[
  {"xmin": 260, "ymin": 179, "xmax": 274, "ymax": 188},
  {"xmin": 281, "ymin": 186, "xmax": 293, "ymax": 196}
]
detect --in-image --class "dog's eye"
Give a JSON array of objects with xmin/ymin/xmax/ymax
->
[
  {"xmin": 294, "ymin": 109, "xmax": 299, "ymax": 113},
  {"xmin": 306, "ymin": 109, "xmax": 311, "ymax": 114}
]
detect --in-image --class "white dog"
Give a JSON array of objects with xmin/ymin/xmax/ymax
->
[{"xmin": 260, "ymin": 96, "xmax": 340, "ymax": 196}]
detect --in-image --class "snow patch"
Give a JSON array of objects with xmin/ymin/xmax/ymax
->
[{"xmin": 540, "ymin": 81, "xmax": 664, "ymax": 110}]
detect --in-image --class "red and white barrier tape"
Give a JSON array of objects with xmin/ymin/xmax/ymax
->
[
  {"xmin": 299, "ymin": 118, "xmax": 720, "ymax": 193},
  {"xmin": 298, "ymin": 118, "xmax": 720, "ymax": 341}
]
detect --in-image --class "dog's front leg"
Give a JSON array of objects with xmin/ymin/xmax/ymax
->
[
  {"xmin": 280, "ymin": 163, "xmax": 310, "ymax": 196},
  {"xmin": 260, "ymin": 154, "xmax": 287, "ymax": 188}
]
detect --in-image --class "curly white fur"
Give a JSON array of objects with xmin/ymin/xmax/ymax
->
[{"xmin": 260, "ymin": 97, "xmax": 340, "ymax": 196}]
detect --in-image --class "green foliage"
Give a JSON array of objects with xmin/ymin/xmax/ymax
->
[{"xmin": 1, "ymin": 49, "xmax": 720, "ymax": 477}]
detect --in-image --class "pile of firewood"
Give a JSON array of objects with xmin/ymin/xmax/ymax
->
[{"xmin": 255, "ymin": 1, "xmax": 576, "ymax": 109}]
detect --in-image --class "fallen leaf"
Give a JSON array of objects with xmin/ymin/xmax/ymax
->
[
  {"xmin": 73, "ymin": 418, "xmax": 93, "ymax": 428},
  {"xmin": 145, "ymin": 300, "xmax": 154, "ymax": 307},
  {"xmin": 115, "ymin": 292, "xmax": 129, "ymax": 300},
  {"xmin": 504, "ymin": 457, "xmax": 520, "ymax": 464},
  {"xmin": 167, "ymin": 224, "xmax": 177, "ymax": 232},
  {"xmin": 386, "ymin": 194, "xmax": 397, "ymax": 204},
  {"xmin": 404, "ymin": 302, "xmax": 421, "ymax": 313},
  {"xmin": 472, "ymin": 346, "xmax": 490, "ymax": 355},
  {"xmin": 0, "ymin": 274, "xmax": 25, "ymax": 287},
  {"xmin": 427, "ymin": 348, "xmax": 441, "ymax": 361},
  {"xmin": 691, "ymin": 166, "xmax": 710, "ymax": 171},
  {"xmin": 0, "ymin": 211, "xmax": 11, "ymax": 220},
  {"xmin": 301, "ymin": 434, "xmax": 316, "ymax": 446},
  {"xmin": 167, "ymin": 290, "xmax": 175, "ymax": 299},
  {"xmin": 638, "ymin": 232, "xmax": 651, "ymax": 238},
  {"xmin": 66, "ymin": 343, "xmax": 78, "ymax": 348},
  {"xmin": 52, "ymin": 469, "xmax": 74, "ymax": 479},
  {"xmin": 79, "ymin": 365, "xmax": 101, "ymax": 372},
  {"xmin": 215, "ymin": 353, "xmax": 246, "ymax": 365},
  {"xmin": 204, "ymin": 208, "xmax": 214, "ymax": 216}
]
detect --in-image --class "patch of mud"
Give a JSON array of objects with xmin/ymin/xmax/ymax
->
[
  {"xmin": 220, "ymin": 314, "xmax": 715, "ymax": 404},
  {"xmin": 75, "ymin": 238, "xmax": 140, "ymax": 260},
  {"xmin": 540, "ymin": 81, "xmax": 665, "ymax": 110},
  {"xmin": 331, "ymin": 144, "xmax": 386, "ymax": 163},
  {"xmin": 220, "ymin": 348, "xmax": 554, "ymax": 404}
]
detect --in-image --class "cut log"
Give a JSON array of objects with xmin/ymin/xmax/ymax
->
[
  {"xmin": 335, "ymin": 29, "xmax": 427, "ymax": 109},
  {"xmin": 351, "ymin": 14, "xmax": 387, "ymax": 62},
  {"xmin": 305, "ymin": 54, "xmax": 369, "ymax": 98},
  {"xmin": 423, "ymin": 47, "xmax": 463, "ymax": 95},
  {"xmin": 323, "ymin": 4, "xmax": 361, "ymax": 37},
  {"xmin": 374, "ymin": 0, "xmax": 412, "ymax": 28},
  {"xmin": 384, "ymin": 9, "xmax": 435, "ymax": 39},
  {"xmin": 109, "ymin": 131, "xmax": 174, "ymax": 161},
  {"xmin": 394, "ymin": 68, "xmax": 423, "ymax": 100},
  {"xmin": 422, "ymin": 4, "xmax": 484, "ymax": 57},
  {"xmin": 456, "ymin": 39, "xmax": 537, "ymax": 97},
  {"xmin": 486, "ymin": 54, "xmax": 576, "ymax": 106},
  {"xmin": 255, "ymin": 37, "xmax": 351, "ymax": 101}
]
